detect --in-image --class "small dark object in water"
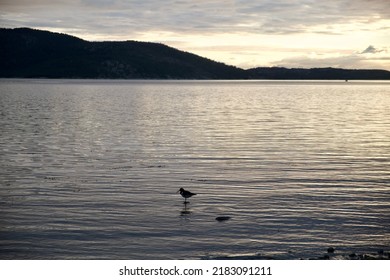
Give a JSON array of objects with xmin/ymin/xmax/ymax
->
[
  {"xmin": 318, "ymin": 254, "xmax": 330, "ymax": 260},
  {"xmin": 216, "ymin": 216, "xmax": 231, "ymax": 221},
  {"xmin": 181, "ymin": 209, "xmax": 191, "ymax": 215},
  {"xmin": 349, "ymin": 253, "xmax": 357, "ymax": 259},
  {"xmin": 327, "ymin": 247, "xmax": 335, "ymax": 253}
]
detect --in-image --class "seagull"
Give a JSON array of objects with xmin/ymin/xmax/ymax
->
[{"xmin": 177, "ymin": 188, "xmax": 196, "ymax": 204}]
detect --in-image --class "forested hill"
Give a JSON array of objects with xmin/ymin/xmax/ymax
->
[
  {"xmin": 246, "ymin": 67, "xmax": 390, "ymax": 80},
  {"xmin": 0, "ymin": 28, "xmax": 246, "ymax": 79},
  {"xmin": 1, "ymin": 28, "xmax": 390, "ymax": 80}
]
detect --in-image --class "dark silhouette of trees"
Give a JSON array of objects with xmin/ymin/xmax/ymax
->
[{"xmin": 1, "ymin": 28, "xmax": 390, "ymax": 80}]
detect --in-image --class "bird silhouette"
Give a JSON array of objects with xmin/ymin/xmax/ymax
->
[{"xmin": 177, "ymin": 188, "xmax": 196, "ymax": 204}]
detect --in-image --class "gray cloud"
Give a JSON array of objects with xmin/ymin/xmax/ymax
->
[
  {"xmin": 1, "ymin": 0, "xmax": 390, "ymax": 36},
  {"xmin": 273, "ymin": 47, "xmax": 390, "ymax": 70},
  {"xmin": 361, "ymin": 45, "xmax": 383, "ymax": 54},
  {"xmin": 1, "ymin": 0, "xmax": 389, "ymax": 69}
]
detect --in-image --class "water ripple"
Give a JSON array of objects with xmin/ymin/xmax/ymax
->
[{"xmin": 1, "ymin": 79, "xmax": 389, "ymax": 259}]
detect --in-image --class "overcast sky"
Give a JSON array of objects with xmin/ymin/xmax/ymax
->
[{"xmin": 1, "ymin": 0, "xmax": 389, "ymax": 69}]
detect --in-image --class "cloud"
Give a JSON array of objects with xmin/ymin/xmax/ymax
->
[
  {"xmin": 1, "ymin": 0, "xmax": 390, "ymax": 69},
  {"xmin": 272, "ymin": 46, "xmax": 390, "ymax": 70},
  {"xmin": 361, "ymin": 45, "xmax": 383, "ymax": 54},
  {"xmin": 2, "ymin": 0, "xmax": 390, "ymax": 36}
]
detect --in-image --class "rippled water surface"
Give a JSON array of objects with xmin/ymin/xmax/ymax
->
[{"xmin": 1, "ymin": 79, "xmax": 389, "ymax": 259}]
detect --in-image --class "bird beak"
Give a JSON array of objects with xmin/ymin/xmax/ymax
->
[{"xmin": 176, "ymin": 190, "xmax": 180, "ymax": 193}]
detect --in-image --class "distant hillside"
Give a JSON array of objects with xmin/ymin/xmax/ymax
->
[
  {"xmin": 1, "ymin": 28, "xmax": 390, "ymax": 80},
  {"xmin": 0, "ymin": 28, "xmax": 246, "ymax": 79},
  {"xmin": 246, "ymin": 67, "xmax": 390, "ymax": 80}
]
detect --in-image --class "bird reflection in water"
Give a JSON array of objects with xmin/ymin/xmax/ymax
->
[{"xmin": 180, "ymin": 203, "xmax": 192, "ymax": 216}]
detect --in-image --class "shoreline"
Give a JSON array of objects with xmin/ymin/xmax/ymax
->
[{"xmin": 205, "ymin": 248, "xmax": 390, "ymax": 260}]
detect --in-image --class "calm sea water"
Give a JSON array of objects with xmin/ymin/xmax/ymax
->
[{"xmin": 0, "ymin": 79, "xmax": 389, "ymax": 259}]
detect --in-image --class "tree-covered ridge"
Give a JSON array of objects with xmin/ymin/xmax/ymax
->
[
  {"xmin": 0, "ymin": 28, "xmax": 246, "ymax": 79},
  {"xmin": 246, "ymin": 67, "xmax": 390, "ymax": 80},
  {"xmin": 1, "ymin": 28, "xmax": 390, "ymax": 80}
]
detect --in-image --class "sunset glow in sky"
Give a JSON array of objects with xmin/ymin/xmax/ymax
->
[{"xmin": 1, "ymin": 0, "xmax": 389, "ymax": 69}]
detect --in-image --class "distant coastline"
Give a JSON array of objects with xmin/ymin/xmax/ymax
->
[{"xmin": 1, "ymin": 27, "xmax": 390, "ymax": 80}]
